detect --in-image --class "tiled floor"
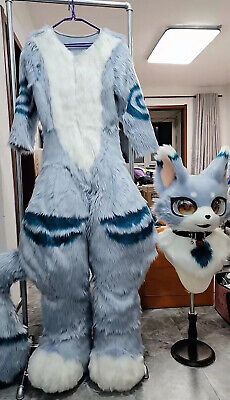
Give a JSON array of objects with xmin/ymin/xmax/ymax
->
[{"xmin": 1, "ymin": 294, "xmax": 229, "ymax": 400}]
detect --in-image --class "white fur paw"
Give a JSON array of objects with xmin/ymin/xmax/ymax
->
[
  {"xmin": 155, "ymin": 144, "xmax": 177, "ymax": 160},
  {"xmin": 89, "ymin": 354, "xmax": 145, "ymax": 392},
  {"xmin": 28, "ymin": 348, "xmax": 83, "ymax": 393}
]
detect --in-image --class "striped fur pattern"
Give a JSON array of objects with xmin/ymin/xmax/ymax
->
[
  {"xmin": 101, "ymin": 206, "xmax": 154, "ymax": 245},
  {"xmin": 0, "ymin": 25, "xmax": 158, "ymax": 392},
  {"xmin": 15, "ymin": 79, "xmax": 35, "ymax": 117},
  {"xmin": 23, "ymin": 212, "xmax": 86, "ymax": 247},
  {"xmin": 9, "ymin": 52, "xmax": 38, "ymax": 154}
]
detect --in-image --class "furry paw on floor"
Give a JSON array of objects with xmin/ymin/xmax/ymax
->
[
  {"xmin": 89, "ymin": 354, "xmax": 145, "ymax": 392},
  {"xmin": 28, "ymin": 348, "xmax": 83, "ymax": 393}
]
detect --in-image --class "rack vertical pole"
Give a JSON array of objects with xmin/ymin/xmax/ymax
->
[
  {"xmin": 5, "ymin": 0, "xmax": 29, "ymax": 328},
  {"xmin": 127, "ymin": 4, "xmax": 134, "ymax": 178}
]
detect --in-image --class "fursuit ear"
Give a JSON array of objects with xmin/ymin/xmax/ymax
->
[
  {"xmin": 201, "ymin": 146, "xmax": 230, "ymax": 183},
  {"xmin": 154, "ymin": 145, "xmax": 188, "ymax": 194}
]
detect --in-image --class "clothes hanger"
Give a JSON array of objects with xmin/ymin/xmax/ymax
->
[{"xmin": 53, "ymin": 0, "xmax": 100, "ymax": 49}]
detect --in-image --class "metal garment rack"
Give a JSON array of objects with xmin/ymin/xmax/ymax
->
[{"xmin": 5, "ymin": 0, "xmax": 134, "ymax": 330}]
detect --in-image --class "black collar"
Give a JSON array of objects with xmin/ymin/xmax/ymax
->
[{"xmin": 172, "ymin": 231, "xmax": 212, "ymax": 241}]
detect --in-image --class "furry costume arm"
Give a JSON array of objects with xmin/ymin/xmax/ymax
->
[
  {"xmin": 9, "ymin": 48, "xmax": 38, "ymax": 154},
  {"xmin": 113, "ymin": 41, "xmax": 158, "ymax": 156}
]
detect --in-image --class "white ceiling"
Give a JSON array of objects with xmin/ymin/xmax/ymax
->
[{"xmin": 27, "ymin": 0, "xmax": 230, "ymax": 92}]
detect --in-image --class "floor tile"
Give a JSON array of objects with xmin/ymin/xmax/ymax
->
[
  {"xmin": 135, "ymin": 353, "xmax": 219, "ymax": 400},
  {"xmin": 1, "ymin": 305, "xmax": 228, "ymax": 400}
]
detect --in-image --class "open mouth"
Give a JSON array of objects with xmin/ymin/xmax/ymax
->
[{"xmin": 196, "ymin": 224, "xmax": 211, "ymax": 228}]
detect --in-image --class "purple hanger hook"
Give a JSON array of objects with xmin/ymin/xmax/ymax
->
[{"xmin": 68, "ymin": 0, "xmax": 77, "ymax": 20}]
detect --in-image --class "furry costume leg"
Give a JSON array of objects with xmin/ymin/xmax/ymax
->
[
  {"xmin": 0, "ymin": 250, "xmax": 30, "ymax": 384},
  {"xmin": 12, "ymin": 164, "xmax": 92, "ymax": 393},
  {"xmin": 28, "ymin": 295, "xmax": 91, "ymax": 393},
  {"xmin": 24, "ymin": 227, "xmax": 92, "ymax": 393},
  {"xmin": 88, "ymin": 208, "xmax": 157, "ymax": 391}
]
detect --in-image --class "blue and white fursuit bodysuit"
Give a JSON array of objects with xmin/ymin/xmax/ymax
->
[{"xmin": 0, "ymin": 26, "xmax": 158, "ymax": 393}]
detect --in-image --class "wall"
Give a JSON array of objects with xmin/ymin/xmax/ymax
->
[
  {"xmin": 0, "ymin": 1, "xmax": 35, "ymax": 44},
  {"xmin": 145, "ymin": 85, "xmax": 229, "ymax": 170}
]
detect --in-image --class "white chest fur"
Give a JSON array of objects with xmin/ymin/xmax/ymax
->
[
  {"xmin": 158, "ymin": 228, "xmax": 230, "ymax": 294},
  {"xmin": 34, "ymin": 29, "xmax": 120, "ymax": 171}
]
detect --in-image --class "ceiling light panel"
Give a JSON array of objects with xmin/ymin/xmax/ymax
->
[{"xmin": 148, "ymin": 27, "xmax": 221, "ymax": 65}]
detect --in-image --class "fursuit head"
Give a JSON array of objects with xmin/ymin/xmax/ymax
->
[{"xmin": 154, "ymin": 145, "xmax": 230, "ymax": 294}]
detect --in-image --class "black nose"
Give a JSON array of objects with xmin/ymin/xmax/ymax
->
[{"xmin": 205, "ymin": 215, "xmax": 211, "ymax": 220}]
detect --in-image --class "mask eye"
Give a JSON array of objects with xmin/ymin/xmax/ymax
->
[
  {"xmin": 171, "ymin": 197, "xmax": 197, "ymax": 217},
  {"xmin": 211, "ymin": 197, "xmax": 226, "ymax": 216}
]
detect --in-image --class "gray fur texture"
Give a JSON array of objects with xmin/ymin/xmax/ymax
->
[
  {"xmin": 0, "ymin": 251, "xmax": 30, "ymax": 383},
  {"xmin": 0, "ymin": 26, "xmax": 158, "ymax": 391}
]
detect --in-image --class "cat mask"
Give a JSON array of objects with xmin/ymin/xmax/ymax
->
[{"xmin": 154, "ymin": 145, "xmax": 230, "ymax": 294}]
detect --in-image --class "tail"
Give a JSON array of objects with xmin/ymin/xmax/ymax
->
[{"xmin": 0, "ymin": 250, "xmax": 30, "ymax": 384}]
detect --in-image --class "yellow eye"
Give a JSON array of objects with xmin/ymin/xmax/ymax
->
[
  {"xmin": 211, "ymin": 197, "xmax": 226, "ymax": 216},
  {"xmin": 172, "ymin": 198, "xmax": 197, "ymax": 217}
]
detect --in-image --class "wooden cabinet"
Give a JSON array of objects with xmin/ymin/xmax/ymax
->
[{"xmin": 140, "ymin": 248, "xmax": 214, "ymax": 309}]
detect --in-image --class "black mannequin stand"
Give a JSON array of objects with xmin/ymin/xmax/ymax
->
[{"xmin": 171, "ymin": 293, "xmax": 215, "ymax": 367}]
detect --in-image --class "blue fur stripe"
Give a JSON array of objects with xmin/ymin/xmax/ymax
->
[
  {"xmin": 157, "ymin": 160, "xmax": 163, "ymax": 168},
  {"xmin": 15, "ymin": 107, "xmax": 30, "ymax": 116},
  {"xmin": 24, "ymin": 226, "xmax": 82, "ymax": 247},
  {"xmin": 19, "ymin": 78, "xmax": 27, "ymax": 88},
  {"xmin": 101, "ymin": 206, "xmax": 151, "ymax": 229},
  {"xmin": 19, "ymin": 88, "xmax": 29, "ymax": 96},
  {"xmin": 127, "ymin": 103, "xmax": 150, "ymax": 121},
  {"xmin": 15, "ymin": 102, "xmax": 36, "ymax": 117},
  {"xmin": 0, "ymin": 333, "xmax": 28, "ymax": 346},
  {"xmin": 24, "ymin": 212, "xmax": 87, "ymax": 232},
  {"xmin": 168, "ymin": 153, "xmax": 179, "ymax": 161},
  {"xmin": 127, "ymin": 84, "xmax": 149, "ymax": 121},
  {"xmin": 136, "ymin": 94, "xmax": 146, "ymax": 110},
  {"xmin": 108, "ymin": 220, "xmax": 154, "ymax": 245},
  {"xmin": 16, "ymin": 99, "xmax": 31, "ymax": 107},
  {"xmin": 217, "ymin": 150, "xmax": 229, "ymax": 159},
  {"xmin": 191, "ymin": 241, "xmax": 213, "ymax": 268}
]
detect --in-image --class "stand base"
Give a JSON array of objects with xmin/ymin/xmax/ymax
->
[{"xmin": 171, "ymin": 339, "xmax": 215, "ymax": 367}]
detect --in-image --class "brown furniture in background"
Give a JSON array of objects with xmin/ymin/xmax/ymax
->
[
  {"xmin": 139, "ymin": 184, "xmax": 154, "ymax": 207},
  {"xmin": 215, "ymin": 273, "xmax": 230, "ymax": 324}
]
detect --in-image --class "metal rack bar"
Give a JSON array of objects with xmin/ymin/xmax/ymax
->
[
  {"xmin": 5, "ymin": 0, "xmax": 133, "ymax": 328},
  {"xmin": 14, "ymin": 0, "xmax": 132, "ymax": 8},
  {"xmin": 144, "ymin": 94, "xmax": 223, "ymax": 99}
]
